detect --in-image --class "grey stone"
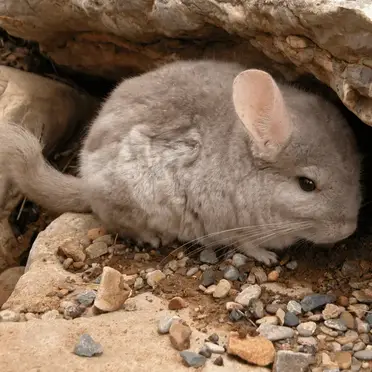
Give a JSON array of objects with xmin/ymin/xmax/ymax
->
[
  {"xmin": 285, "ymin": 261, "xmax": 298, "ymax": 270},
  {"xmin": 287, "ymin": 300, "xmax": 302, "ymax": 315},
  {"xmin": 229, "ymin": 309, "xmax": 244, "ymax": 322},
  {"xmin": 353, "ymin": 350, "xmax": 372, "ymax": 361},
  {"xmin": 250, "ymin": 299, "xmax": 265, "ymax": 319},
  {"xmin": 199, "ymin": 249, "xmax": 218, "ymax": 264},
  {"xmin": 235, "ymin": 284, "xmax": 261, "ymax": 306},
  {"xmin": 324, "ymin": 319, "xmax": 348, "ymax": 332},
  {"xmin": 86, "ymin": 242, "xmax": 108, "ymax": 259},
  {"xmin": 284, "ymin": 312, "xmax": 300, "ymax": 327},
  {"xmin": 223, "ymin": 265, "xmax": 239, "ymax": 281},
  {"xmin": 186, "ymin": 267, "xmax": 199, "ymax": 277},
  {"xmin": 76, "ymin": 290, "xmax": 96, "ymax": 307},
  {"xmin": 231, "ymin": 253, "xmax": 247, "ymax": 268},
  {"xmin": 73, "ymin": 334, "xmax": 103, "ymax": 357},
  {"xmin": 199, "ymin": 345, "xmax": 212, "ymax": 358},
  {"xmin": 300, "ymin": 294, "xmax": 335, "ymax": 312},
  {"xmin": 297, "ymin": 322, "xmax": 317, "ymax": 337},
  {"xmin": 207, "ymin": 333, "xmax": 219, "ymax": 344},
  {"xmin": 365, "ymin": 314, "xmax": 372, "ymax": 326},
  {"xmin": 200, "ymin": 269, "xmax": 216, "ymax": 287},
  {"xmin": 158, "ymin": 315, "xmax": 180, "ymax": 334},
  {"xmin": 180, "ymin": 351, "xmax": 206, "ymax": 367},
  {"xmin": 274, "ymin": 350, "xmax": 314, "ymax": 372},
  {"xmin": 257, "ymin": 323, "xmax": 295, "ymax": 341},
  {"xmin": 205, "ymin": 342, "xmax": 225, "ymax": 354}
]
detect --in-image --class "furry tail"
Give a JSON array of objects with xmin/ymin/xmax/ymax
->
[{"xmin": 0, "ymin": 122, "xmax": 90, "ymax": 214}]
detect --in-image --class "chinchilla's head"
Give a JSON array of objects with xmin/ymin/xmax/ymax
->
[{"xmin": 232, "ymin": 69, "xmax": 361, "ymax": 248}]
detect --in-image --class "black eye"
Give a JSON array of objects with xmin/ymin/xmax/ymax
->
[{"xmin": 298, "ymin": 177, "xmax": 316, "ymax": 192}]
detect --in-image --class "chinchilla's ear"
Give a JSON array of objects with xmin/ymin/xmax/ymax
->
[{"xmin": 232, "ymin": 69, "xmax": 293, "ymax": 161}]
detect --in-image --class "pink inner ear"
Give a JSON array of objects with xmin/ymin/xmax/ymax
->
[{"xmin": 232, "ymin": 69, "xmax": 292, "ymax": 155}]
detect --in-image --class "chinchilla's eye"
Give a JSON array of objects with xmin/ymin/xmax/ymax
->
[{"xmin": 298, "ymin": 177, "xmax": 316, "ymax": 192}]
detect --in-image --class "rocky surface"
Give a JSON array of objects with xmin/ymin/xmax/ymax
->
[{"xmin": 1, "ymin": 1, "xmax": 372, "ymax": 127}]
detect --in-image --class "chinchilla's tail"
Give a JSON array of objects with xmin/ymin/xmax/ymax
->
[{"xmin": 0, "ymin": 122, "xmax": 90, "ymax": 213}]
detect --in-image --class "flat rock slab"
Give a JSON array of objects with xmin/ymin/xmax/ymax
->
[{"xmin": 0, "ymin": 292, "xmax": 269, "ymax": 372}]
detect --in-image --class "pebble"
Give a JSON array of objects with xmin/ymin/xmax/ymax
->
[
  {"xmin": 297, "ymin": 321, "xmax": 317, "ymax": 337},
  {"xmin": 257, "ymin": 323, "xmax": 295, "ymax": 341},
  {"xmin": 41, "ymin": 310, "xmax": 61, "ymax": 320},
  {"xmin": 76, "ymin": 290, "xmax": 97, "ymax": 307},
  {"xmin": 169, "ymin": 321, "xmax": 192, "ymax": 351},
  {"xmin": 225, "ymin": 302, "xmax": 243, "ymax": 311},
  {"xmin": 168, "ymin": 297, "xmax": 188, "ymax": 310},
  {"xmin": 354, "ymin": 350, "xmax": 372, "ymax": 361},
  {"xmin": 284, "ymin": 312, "xmax": 300, "ymax": 327},
  {"xmin": 229, "ymin": 309, "xmax": 244, "ymax": 322},
  {"xmin": 180, "ymin": 351, "xmax": 206, "ymax": 367},
  {"xmin": 64, "ymin": 304, "xmax": 84, "ymax": 319},
  {"xmin": 339, "ymin": 311, "xmax": 355, "ymax": 329},
  {"xmin": 267, "ymin": 270, "xmax": 279, "ymax": 282},
  {"xmin": 353, "ymin": 342, "xmax": 366, "ymax": 352},
  {"xmin": 166, "ymin": 260, "xmax": 178, "ymax": 272},
  {"xmin": 235, "ymin": 284, "xmax": 261, "ymax": 306},
  {"xmin": 94, "ymin": 267, "xmax": 131, "ymax": 312},
  {"xmin": 73, "ymin": 334, "xmax": 103, "ymax": 357},
  {"xmin": 186, "ymin": 267, "xmax": 199, "ymax": 277},
  {"xmin": 300, "ymin": 294, "xmax": 335, "ymax": 312},
  {"xmin": 205, "ymin": 285, "xmax": 217, "ymax": 295},
  {"xmin": 58, "ymin": 240, "xmax": 86, "ymax": 262},
  {"xmin": 199, "ymin": 345, "xmax": 212, "ymax": 358},
  {"xmin": 205, "ymin": 342, "xmax": 225, "ymax": 354},
  {"xmin": 213, "ymin": 356, "xmax": 224, "ymax": 366},
  {"xmin": 348, "ymin": 304, "xmax": 368, "ymax": 318},
  {"xmin": 322, "ymin": 304, "xmax": 342, "ymax": 320},
  {"xmin": 158, "ymin": 315, "xmax": 180, "ymax": 334},
  {"xmin": 232, "ymin": 253, "xmax": 247, "ymax": 267},
  {"xmin": 319, "ymin": 325, "xmax": 339, "ymax": 337},
  {"xmin": 365, "ymin": 314, "xmax": 372, "ymax": 325},
  {"xmin": 266, "ymin": 303, "xmax": 284, "ymax": 314},
  {"xmin": 86, "ymin": 242, "xmax": 108, "ymax": 259},
  {"xmin": 276, "ymin": 308, "xmax": 285, "ymax": 325},
  {"xmin": 256, "ymin": 316, "xmax": 279, "ymax": 326},
  {"xmin": 352, "ymin": 289, "xmax": 372, "ymax": 304},
  {"xmin": 324, "ymin": 319, "xmax": 347, "ymax": 332},
  {"xmin": 223, "ymin": 266, "xmax": 240, "ymax": 281},
  {"xmin": 287, "ymin": 300, "xmax": 302, "ymax": 315},
  {"xmin": 146, "ymin": 270, "xmax": 166, "ymax": 288},
  {"xmin": 63, "ymin": 257, "xmax": 73, "ymax": 270},
  {"xmin": 337, "ymin": 296, "xmax": 349, "ymax": 307},
  {"xmin": 286, "ymin": 260, "xmax": 298, "ymax": 270},
  {"xmin": 87, "ymin": 227, "xmax": 107, "ymax": 241},
  {"xmin": 227, "ymin": 332, "xmax": 275, "ymax": 366},
  {"xmin": 200, "ymin": 269, "xmax": 216, "ymax": 287},
  {"xmin": 134, "ymin": 277, "xmax": 144, "ymax": 290},
  {"xmin": 94, "ymin": 234, "xmax": 114, "ymax": 245},
  {"xmin": 251, "ymin": 266, "xmax": 268, "ymax": 284},
  {"xmin": 355, "ymin": 317, "xmax": 370, "ymax": 333},
  {"xmin": 250, "ymin": 299, "xmax": 265, "ymax": 319},
  {"xmin": 213, "ymin": 279, "xmax": 231, "ymax": 298},
  {"xmin": 208, "ymin": 333, "xmax": 219, "ymax": 343},
  {"xmin": 0, "ymin": 310, "xmax": 20, "ymax": 322},
  {"xmin": 297, "ymin": 336, "xmax": 317, "ymax": 347},
  {"xmin": 134, "ymin": 253, "xmax": 150, "ymax": 261},
  {"xmin": 274, "ymin": 351, "xmax": 314, "ymax": 372},
  {"xmin": 333, "ymin": 351, "xmax": 352, "ymax": 369},
  {"xmin": 199, "ymin": 248, "xmax": 218, "ymax": 264},
  {"xmin": 336, "ymin": 330, "xmax": 359, "ymax": 345}
]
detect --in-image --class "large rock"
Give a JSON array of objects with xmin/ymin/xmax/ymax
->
[
  {"xmin": 0, "ymin": 66, "xmax": 97, "ymax": 272},
  {"xmin": 0, "ymin": 1, "xmax": 371, "ymax": 125}
]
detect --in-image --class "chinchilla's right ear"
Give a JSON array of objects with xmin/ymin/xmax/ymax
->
[{"xmin": 232, "ymin": 69, "xmax": 293, "ymax": 162}]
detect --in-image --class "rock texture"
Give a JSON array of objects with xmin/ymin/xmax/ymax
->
[
  {"xmin": 0, "ymin": 66, "xmax": 97, "ymax": 272},
  {"xmin": 0, "ymin": 1, "xmax": 371, "ymax": 127}
]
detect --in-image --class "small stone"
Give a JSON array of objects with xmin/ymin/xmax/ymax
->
[
  {"xmin": 354, "ymin": 350, "xmax": 372, "ymax": 361},
  {"xmin": 286, "ymin": 260, "xmax": 298, "ymax": 270},
  {"xmin": 207, "ymin": 333, "xmax": 219, "ymax": 344},
  {"xmin": 355, "ymin": 317, "xmax": 370, "ymax": 333},
  {"xmin": 336, "ymin": 330, "xmax": 359, "ymax": 345},
  {"xmin": 266, "ymin": 303, "xmax": 283, "ymax": 314},
  {"xmin": 324, "ymin": 319, "xmax": 347, "ymax": 332},
  {"xmin": 72, "ymin": 261, "xmax": 85, "ymax": 269},
  {"xmin": 339, "ymin": 311, "xmax": 355, "ymax": 329},
  {"xmin": 76, "ymin": 290, "xmax": 96, "ymax": 307},
  {"xmin": 251, "ymin": 266, "xmax": 268, "ymax": 284},
  {"xmin": 63, "ymin": 257, "xmax": 73, "ymax": 269},
  {"xmin": 134, "ymin": 277, "xmax": 144, "ymax": 290},
  {"xmin": 348, "ymin": 304, "xmax": 368, "ymax": 318},
  {"xmin": 168, "ymin": 297, "xmax": 188, "ymax": 310},
  {"xmin": 250, "ymin": 299, "xmax": 265, "ymax": 319},
  {"xmin": 337, "ymin": 296, "xmax": 349, "ymax": 307},
  {"xmin": 205, "ymin": 285, "xmax": 217, "ymax": 295},
  {"xmin": 64, "ymin": 304, "xmax": 84, "ymax": 319},
  {"xmin": 178, "ymin": 257, "xmax": 189, "ymax": 268},
  {"xmin": 232, "ymin": 253, "xmax": 247, "ymax": 268},
  {"xmin": 58, "ymin": 240, "xmax": 86, "ymax": 262},
  {"xmin": 287, "ymin": 300, "xmax": 302, "ymax": 315},
  {"xmin": 351, "ymin": 357, "xmax": 362, "ymax": 371},
  {"xmin": 199, "ymin": 264, "xmax": 210, "ymax": 271},
  {"xmin": 213, "ymin": 279, "xmax": 231, "ymax": 298},
  {"xmin": 276, "ymin": 308, "xmax": 285, "ymax": 325},
  {"xmin": 134, "ymin": 253, "xmax": 150, "ymax": 261},
  {"xmin": 186, "ymin": 267, "xmax": 199, "ymax": 277},
  {"xmin": 205, "ymin": 342, "xmax": 225, "ymax": 354},
  {"xmin": 333, "ymin": 351, "xmax": 352, "ymax": 369},
  {"xmin": 225, "ymin": 302, "xmax": 243, "ymax": 311},
  {"xmin": 352, "ymin": 289, "xmax": 372, "ymax": 304},
  {"xmin": 0, "ymin": 310, "xmax": 20, "ymax": 322},
  {"xmin": 86, "ymin": 242, "xmax": 108, "ymax": 259},
  {"xmin": 93, "ymin": 234, "xmax": 113, "ymax": 245},
  {"xmin": 166, "ymin": 260, "xmax": 178, "ymax": 272},
  {"xmin": 146, "ymin": 270, "xmax": 166, "ymax": 288},
  {"xmin": 267, "ymin": 270, "xmax": 279, "ymax": 282},
  {"xmin": 201, "ymin": 269, "xmax": 216, "ymax": 287},
  {"xmin": 227, "ymin": 332, "xmax": 275, "ymax": 366},
  {"xmin": 169, "ymin": 321, "xmax": 192, "ymax": 351},
  {"xmin": 158, "ymin": 315, "xmax": 180, "ymax": 334},
  {"xmin": 180, "ymin": 351, "xmax": 206, "ymax": 367},
  {"xmin": 94, "ymin": 267, "xmax": 131, "ymax": 312},
  {"xmin": 274, "ymin": 351, "xmax": 314, "ymax": 372},
  {"xmin": 297, "ymin": 321, "xmax": 317, "ymax": 337},
  {"xmin": 301, "ymin": 294, "xmax": 335, "ymax": 312},
  {"xmin": 284, "ymin": 312, "xmax": 300, "ymax": 327},
  {"xmin": 73, "ymin": 334, "xmax": 103, "ymax": 357},
  {"xmin": 229, "ymin": 309, "xmax": 244, "ymax": 321},
  {"xmin": 87, "ymin": 227, "xmax": 107, "ymax": 241},
  {"xmin": 329, "ymin": 342, "xmax": 342, "ymax": 352},
  {"xmin": 40, "ymin": 310, "xmax": 61, "ymax": 320},
  {"xmin": 235, "ymin": 284, "xmax": 261, "ymax": 306},
  {"xmin": 223, "ymin": 265, "xmax": 240, "ymax": 281},
  {"xmin": 297, "ymin": 336, "xmax": 317, "ymax": 347},
  {"xmin": 353, "ymin": 342, "xmax": 366, "ymax": 352},
  {"xmin": 256, "ymin": 316, "xmax": 279, "ymax": 326},
  {"xmin": 323, "ymin": 304, "xmax": 342, "ymax": 320},
  {"xmin": 199, "ymin": 248, "xmax": 218, "ymax": 264},
  {"xmin": 199, "ymin": 345, "xmax": 212, "ymax": 358},
  {"xmin": 257, "ymin": 323, "xmax": 295, "ymax": 341},
  {"xmin": 213, "ymin": 356, "xmax": 224, "ymax": 366},
  {"xmin": 366, "ymin": 314, "xmax": 372, "ymax": 325}
]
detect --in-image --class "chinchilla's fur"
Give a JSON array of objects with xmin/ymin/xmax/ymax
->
[{"xmin": 0, "ymin": 60, "xmax": 361, "ymax": 264}]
